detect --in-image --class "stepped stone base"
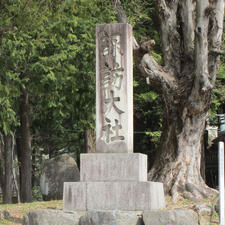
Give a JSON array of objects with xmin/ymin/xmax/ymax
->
[
  {"xmin": 80, "ymin": 153, "xmax": 147, "ymax": 182},
  {"xmin": 63, "ymin": 153, "xmax": 165, "ymax": 212},
  {"xmin": 63, "ymin": 181, "xmax": 165, "ymax": 211}
]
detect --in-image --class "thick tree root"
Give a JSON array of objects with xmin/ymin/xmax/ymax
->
[
  {"xmin": 149, "ymin": 160, "xmax": 218, "ymax": 203},
  {"xmin": 179, "ymin": 183, "xmax": 217, "ymax": 202},
  {"xmin": 169, "ymin": 175, "xmax": 218, "ymax": 202}
]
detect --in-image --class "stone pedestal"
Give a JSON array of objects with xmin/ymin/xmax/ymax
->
[
  {"xmin": 63, "ymin": 180, "xmax": 164, "ymax": 211},
  {"xmin": 63, "ymin": 153, "xmax": 165, "ymax": 211},
  {"xmin": 80, "ymin": 153, "xmax": 147, "ymax": 182}
]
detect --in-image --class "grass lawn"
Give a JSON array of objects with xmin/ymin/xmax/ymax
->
[{"xmin": 0, "ymin": 200, "xmax": 62, "ymax": 225}]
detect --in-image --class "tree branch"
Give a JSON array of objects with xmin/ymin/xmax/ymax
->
[
  {"xmin": 195, "ymin": 0, "xmax": 212, "ymax": 92},
  {"xmin": 157, "ymin": 0, "xmax": 181, "ymax": 75},
  {"xmin": 111, "ymin": 0, "xmax": 128, "ymax": 23},
  {"xmin": 111, "ymin": 0, "xmax": 177, "ymax": 91},
  {"xmin": 209, "ymin": 49, "xmax": 225, "ymax": 56},
  {"xmin": 0, "ymin": 24, "xmax": 17, "ymax": 38},
  {"xmin": 0, "ymin": 134, "xmax": 5, "ymax": 191},
  {"xmin": 208, "ymin": 0, "xmax": 224, "ymax": 86},
  {"xmin": 179, "ymin": 0, "xmax": 195, "ymax": 57},
  {"xmin": 139, "ymin": 54, "xmax": 178, "ymax": 90},
  {"xmin": 110, "ymin": 0, "xmax": 139, "ymax": 50}
]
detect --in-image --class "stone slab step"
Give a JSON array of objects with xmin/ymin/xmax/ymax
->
[
  {"xmin": 63, "ymin": 181, "xmax": 165, "ymax": 211},
  {"xmin": 80, "ymin": 153, "xmax": 147, "ymax": 182}
]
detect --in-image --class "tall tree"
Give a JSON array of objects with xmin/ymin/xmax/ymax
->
[
  {"xmin": 113, "ymin": 0, "xmax": 224, "ymax": 200},
  {"xmin": 18, "ymin": 87, "xmax": 32, "ymax": 202},
  {"xmin": 2, "ymin": 134, "xmax": 13, "ymax": 203}
]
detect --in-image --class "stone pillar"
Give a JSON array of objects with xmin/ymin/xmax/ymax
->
[
  {"xmin": 96, "ymin": 23, "xmax": 133, "ymax": 153},
  {"xmin": 63, "ymin": 24, "xmax": 165, "ymax": 212}
]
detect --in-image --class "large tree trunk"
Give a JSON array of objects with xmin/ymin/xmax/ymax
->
[
  {"xmin": 148, "ymin": 106, "xmax": 210, "ymax": 201},
  {"xmin": 112, "ymin": 0, "xmax": 224, "ymax": 200},
  {"xmin": 0, "ymin": 136, "xmax": 4, "ymax": 196},
  {"xmin": 11, "ymin": 133, "xmax": 21, "ymax": 203},
  {"xmin": 2, "ymin": 134, "xmax": 13, "ymax": 203},
  {"xmin": 84, "ymin": 129, "xmax": 96, "ymax": 153},
  {"xmin": 18, "ymin": 88, "xmax": 32, "ymax": 202}
]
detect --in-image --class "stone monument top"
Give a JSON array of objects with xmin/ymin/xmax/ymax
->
[{"xmin": 96, "ymin": 23, "xmax": 133, "ymax": 153}]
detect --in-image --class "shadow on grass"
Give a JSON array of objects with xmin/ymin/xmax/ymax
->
[{"xmin": 1, "ymin": 215, "xmax": 24, "ymax": 225}]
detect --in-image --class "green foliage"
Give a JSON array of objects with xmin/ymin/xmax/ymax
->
[
  {"xmin": 0, "ymin": 95, "xmax": 18, "ymax": 135},
  {"xmin": 0, "ymin": 75, "xmax": 19, "ymax": 135},
  {"xmin": 151, "ymin": 51, "xmax": 162, "ymax": 64},
  {"xmin": 32, "ymin": 186, "xmax": 43, "ymax": 202},
  {"xmin": 210, "ymin": 51, "xmax": 225, "ymax": 122},
  {"xmin": 133, "ymin": 66, "xmax": 162, "ymax": 159},
  {"xmin": 28, "ymin": 0, "xmax": 116, "ymax": 155},
  {"xmin": 146, "ymin": 131, "xmax": 161, "ymax": 144},
  {"xmin": 121, "ymin": 0, "xmax": 158, "ymax": 40},
  {"xmin": 0, "ymin": 0, "xmax": 116, "ymax": 157}
]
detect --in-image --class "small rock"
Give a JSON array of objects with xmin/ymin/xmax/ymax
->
[
  {"xmin": 143, "ymin": 209, "xmax": 198, "ymax": 225},
  {"xmin": 23, "ymin": 209, "xmax": 85, "ymax": 225},
  {"xmin": 78, "ymin": 210, "xmax": 144, "ymax": 225},
  {"xmin": 0, "ymin": 210, "xmax": 10, "ymax": 220},
  {"xmin": 194, "ymin": 204, "xmax": 212, "ymax": 225},
  {"xmin": 182, "ymin": 191, "xmax": 201, "ymax": 203},
  {"xmin": 40, "ymin": 153, "xmax": 80, "ymax": 200}
]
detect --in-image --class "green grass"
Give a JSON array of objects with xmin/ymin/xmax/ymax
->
[{"xmin": 0, "ymin": 200, "xmax": 62, "ymax": 225}]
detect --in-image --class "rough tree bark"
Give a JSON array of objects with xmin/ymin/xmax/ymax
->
[
  {"xmin": 84, "ymin": 129, "xmax": 96, "ymax": 153},
  {"xmin": 11, "ymin": 133, "xmax": 21, "ymax": 203},
  {"xmin": 0, "ymin": 134, "xmax": 17, "ymax": 203},
  {"xmin": 2, "ymin": 134, "xmax": 13, "ymax": 203},
  {"xmin": 0, "ymin": 136, "xmax": 4, "ymax": 195},
  {"xmin": 18, "ymin": 87, "xmax": 32, "ymax": 202},
  {"xmin": 112, "ymin": 0, "xmax": 224, "ymax": 201}
]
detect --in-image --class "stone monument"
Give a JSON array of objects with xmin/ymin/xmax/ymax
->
[{"xmin": 63, "ymin": 23, "xmax": 165, "ymax": 211}]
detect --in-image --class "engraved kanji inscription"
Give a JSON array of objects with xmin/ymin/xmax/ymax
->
[
  {"xmin": 103, "ymin": 118, "xmax": 125, "ymax": 143},
  {"xmin": 104, "ymin": 90, "xmax": 124, "ymax": 115},
  {"xmin": 96, "ymin": 24, "xmax": 133, "ymax": 151},
  {"xmin": 111, "ymin": 119, "xmax": 124, "ymax": 141},
  {"xmin": 99, "ymin": 31, "xmax": 125, "ymax": 143}
]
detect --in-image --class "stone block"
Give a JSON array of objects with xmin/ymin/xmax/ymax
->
[
  {"xmin": 78, "ymin": 210, "xmax": 143, "ymax": 225},
  {"xmin": 143, "ymin": 209, "xmax": 198, "ymax": 225},
  {"xmin": 63, "ymin": 181, "xmax": 165, "ymax": 211},
  {"xmin": 193, "ymin": 204, "xmax": 212, "ymax": 225},
  {"xmin": 63, "ymin": 182, "xmax": 86, "ymax": 211},
  {"xmin": 87, "ymin": 181, "xmax": 165, "ymax": 211},
  {"xmin": 80, "ymin": 153, "xmax": 147, "ymax": 182},
  {"xmin": 40, "ymin": 154, "xmax": 80, "ymax": 200},
  {"xmin": 23, "ymin": 209, "xmax": 85, "ymax": 225},
  {"xmin": 0, "ymin": 210, "xmax": 10, "ymax": 220}
]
